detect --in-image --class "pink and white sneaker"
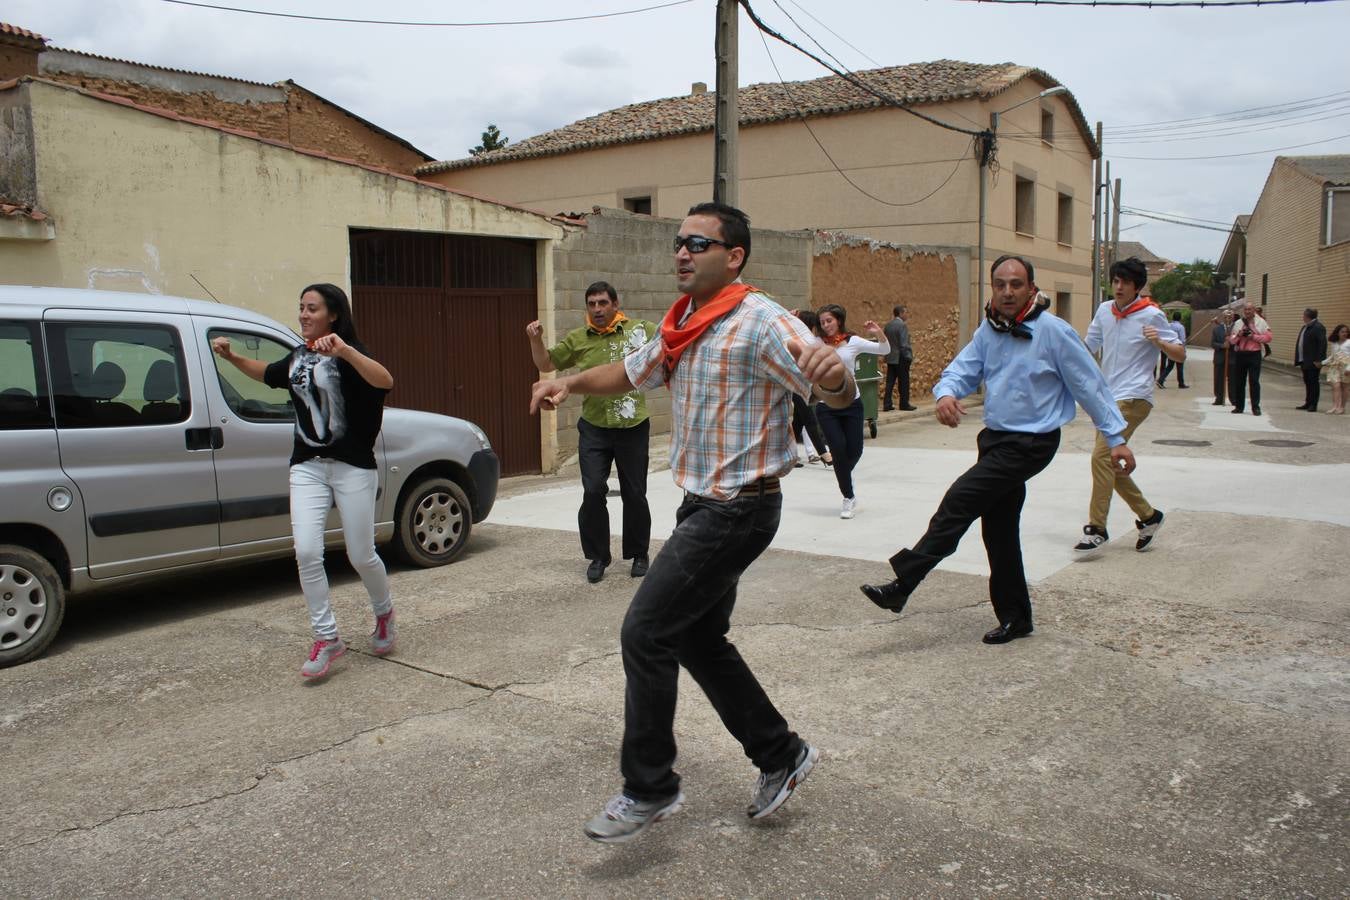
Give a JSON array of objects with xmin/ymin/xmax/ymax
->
[
  {"xmin": 371, "ymin": 609, "xmax": 396, "ymax": 656},
  {"xmin": 301, "ymin": 638, "xmax": 347, "ymax": 678}
]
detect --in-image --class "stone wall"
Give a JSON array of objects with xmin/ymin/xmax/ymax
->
[
  {"xmin": 547, "ymin": 206, "xmax": 813, "ymax": 462},
  {"xmin": 811, "ymin": 232, "xmax": 966, "ymax": 403}
]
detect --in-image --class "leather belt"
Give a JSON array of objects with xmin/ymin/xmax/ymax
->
[{"xmin": 738, "ymin": 476, "xmax": 780, "ymax": 497}]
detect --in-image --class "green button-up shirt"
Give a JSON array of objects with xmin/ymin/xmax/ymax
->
[{"xmin": 548, "ymin": 318, "xmax": 656, "ymax": 429}]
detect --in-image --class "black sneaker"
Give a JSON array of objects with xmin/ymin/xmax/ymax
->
[
  {"xmin": 1073, "ymin": 524, "xmax": 1108, "ymax": 557},
  {"xmin": 1135, "ymin": 509, "xmax": 1164, "ymax": 551},
  {"xmin": 747, "ymin": 742, "xmax": 819, "ymax": 819}
]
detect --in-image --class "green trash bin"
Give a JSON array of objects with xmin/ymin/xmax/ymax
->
[{"xmin": 854, "ymin": 352, "xmax": 880, "ymax": 438}]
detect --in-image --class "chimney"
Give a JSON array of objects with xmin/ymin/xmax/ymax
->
[
  {"xmin": 0, "ymin": 24, "xmax": 49, "ymax": 80},
  {"xmin": 691, "ymin": 82, "xmax": 708, "ymax": 96}
]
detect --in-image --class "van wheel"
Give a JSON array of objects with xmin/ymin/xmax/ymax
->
[
  {"xmin": 0, "ymin": 546, "xmax": 65, "ymax": 668},
  {"xmin": 394, "ymin": 477, "xmax": 472, "ymax": 567}
]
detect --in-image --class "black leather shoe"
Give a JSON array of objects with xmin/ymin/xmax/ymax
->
[
  {"xmin": 630, "ymin": 556, "xmax": 649, "ymax": 578},
  {"xmin": 586, "ymin": 560, "xmax": 607, "ymax": 584},
  {"xmin": 982, "ymin": 620, "xmax": 1033, "ymax": 644},
  {"xmin": 1211, "ymin": 400, "xmax": 1224, "ymax": 406},
  {"xmin": 900, "ymin": 404, "xmax": 917, "ymax": 411},
  {"xmin": 1253, "ymin": 406, "xmax": 1262, "ymax": 415},
  {"xmin": 1296, "ymin": 404, "xmax": 1309, "ymax": 410},
  {"xmin": 859, "ymin": 580, "xmax": 909, "ymax": 613}
]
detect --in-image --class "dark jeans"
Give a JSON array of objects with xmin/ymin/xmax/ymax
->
[
  {"xmin": 1230, "ymin": 350, "xmax": 1263, "ymax": 412},
  {"xmin": 619, "ymin": 487, "xmax": 800, "ymax": 800},
  {"xmin": 791, "ymin": 393, "xmax": 828, "ymax": 456},
  {"xmin": 816, "ymin": 398, "xmax": 865, "ymax": 499},
  {"xmin": 1159, "ymin": 355, "xmax": 1187, "ymax": 387},
  {"xmin": 578, "ymin": 418, "xmax": 651, "ymax": 564},
  {"xmin": 1212, "ymin": 348, "xmax": 1227, "ymax": 402},
  {"xmin": 1301, "ymin": 365, "xmax": 1321, "ymax": 409},
  {"xmin": 884, "ymin": 358, "xmax": 911, "ymax": 409},
  {"xmin": 887, "ymin": 428, "xmax": 1060, "ymax": 627}
]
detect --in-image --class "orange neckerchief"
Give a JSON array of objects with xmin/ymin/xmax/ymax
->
[
  {"xmin": 588, "ymin": 310, "xmax": 629, "ymax": 336},
  {"xmin": 660, "ymin": 282, "xmax": 758, "ymax": 382},
  {"xmin": 822, "ymin": 332, "xmax": 851, "ymax": 346},
  {"xmin": 1111, "ymin": 297, "xmax": 1158, "ymax": 319}
]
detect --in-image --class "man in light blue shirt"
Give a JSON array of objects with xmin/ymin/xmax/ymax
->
[{"xmin": 861, "ymin": 255, "xmax": 1134, "ymax": 645}]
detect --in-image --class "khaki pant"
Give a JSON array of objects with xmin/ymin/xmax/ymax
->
[{"xmin": 1089, "ymin": 398, "xmax": 1155, "ymax": 529}]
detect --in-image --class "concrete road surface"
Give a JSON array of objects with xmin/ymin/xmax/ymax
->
[{"xmin": 6, "ymin": 357, "xmax": 1347, "ymax": 898}]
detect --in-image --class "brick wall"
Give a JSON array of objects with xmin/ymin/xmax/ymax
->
[
  {"xmin": 547, "ymin": 206, "xmax": 813, "ymax": 462},
  {"xmin": 1246, "ymin": 159, "xmax": 1350, "ymax": 363},
  {"xmin": 0, "ymin": 43, "xmax": 40, "ymax": 79},
  {"xmin": 811, "ymin": 233, "xmax": 963, "ymax": 403},
  {"xmin": 32, "ymin": 59, "xmax": 426, "ymax": 175}
]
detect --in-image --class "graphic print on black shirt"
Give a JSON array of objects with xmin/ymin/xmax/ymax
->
[{"xmin": 264, "ymin": 341, "xmax": 387, "ymax": 469}]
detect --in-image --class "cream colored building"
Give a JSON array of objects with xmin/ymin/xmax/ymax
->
[
  {"xmin": 421, "ymin": 61, "xmax": 1100, "ymax": 333},
  {"xmin": 0, "ymin": 76, "xmax": 567, "ymax": 473},
  {"xmin": 1244, "ymin": 155, "xmax": 1350, "ymax": 363}
]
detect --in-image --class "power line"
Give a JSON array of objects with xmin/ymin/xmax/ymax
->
[
  {"xmin": 158, "ymin": 0, "xmax": 695, "ymax": 26},
  {"xmin": 780, "ymin": 0, "xmax": 883, "ymax": 68},
  {"xmin": 1120, "ymin": 210, "xmax": 1239, "ymax": 233},
  {"xmin": 1107, "ymin": 91, "xmax": 1350, "ymax": 134},
  {"xmin": 1122, "ymin": 205, "xmax": 1238, "ymax": 227},
  {"xmin": 956, "ymin": 0, "xmax": 1345, "ymax": 8},
  {"xmin": 737, "ymin": 0, "xmax": 984, "ymax": 137},
  {"xmin": 1110, "ymin": 132, "xmax": 1350, "ymax": 160},
  {"xmin": 755, "ymin": 27, "xmax": 973, "ymax": 207}
]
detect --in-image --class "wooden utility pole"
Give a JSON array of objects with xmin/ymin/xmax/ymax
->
[
  {"xmin": 1090, "ymin": 121, "xmax": 1103, "ymax": 311},
  {"xmin": 1111, "ymin": 176, "xmax": 1122, "ymax": 273},
  {"xmin": 713, "ymin": 0, "xmax": 739, "ymax": 206}
]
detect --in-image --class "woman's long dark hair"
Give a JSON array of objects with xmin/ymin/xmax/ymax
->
[
  {"xmin": 816, "ymin": 303, "xmax": 852, "ymax": 339},
  {"xmin": 301, "ymin": 283, "xmax": 359, "ymax": 343}
]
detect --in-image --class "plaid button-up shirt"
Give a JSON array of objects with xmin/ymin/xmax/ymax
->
[{"xmin": 625, "ymin": 291, "xmax": 813, "ymax": 500}]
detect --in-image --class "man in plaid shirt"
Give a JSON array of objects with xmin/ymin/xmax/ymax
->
[{"xmin": 530, "ymin": 202, "xmax": 855, "ymax": 844}]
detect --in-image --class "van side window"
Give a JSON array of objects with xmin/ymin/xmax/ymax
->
[
  {"xmin": 208, "ymin": 329, "xmax": 295, "ymax": 422},
  {"xmin": 48, "ymin": 323, "xmax": 189, "ymax": 428},
  {"xmin": 0, "ymin": 320, "xmax": 53, "ymax": 430}
]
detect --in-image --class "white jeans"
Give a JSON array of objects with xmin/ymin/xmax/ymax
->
[{"xmin": 289, "ymin": 458, "xmax": 392, "ymax": 640}]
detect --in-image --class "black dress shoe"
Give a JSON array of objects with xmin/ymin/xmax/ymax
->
[
  {"xmin": 586, "ymin": 559, "xmax": 607, "ymax": 583},
  {"xmin": 900, "ymin": 404, "xmax": 917, "ymax": 411},
  {"xmin": 1296, "ymin": 404, "xmax": 1309, "ymax": 410},
  {"xmin": 630, "ymin": 556, "xmax": 649, "ymax": 578},
  {"xmin": 859, "ymin": 580, "xmax": 910, "ymax": 613},
  {"xmin": 1230, "ymin": 408, "xmax": 1244, "ymax": 414},
  {"xmin": 1211, "ymin": 400, "xmax": 1224, "ymax": 406},
  {"xmin": 982, "ymin": 620, "xmax": 1033, "ymax": 644},
  {"xmin": 1252, "ymin": 406, "xmax": 1261, "ymax": 415}
]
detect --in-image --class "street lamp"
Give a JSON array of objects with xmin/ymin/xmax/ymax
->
[{"xmin": 976, "ymin": 85, "xmax": 1069, "ymax": 327}]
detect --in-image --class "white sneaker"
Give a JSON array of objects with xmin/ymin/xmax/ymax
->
[{"xmin": 840, "ymin": 497, "xmax": 857, "ymax": 519}]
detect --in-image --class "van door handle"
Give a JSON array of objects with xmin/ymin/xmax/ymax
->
[{"xmin": 185, "ymin": 426, "xmax": 224, "ymax": 451}]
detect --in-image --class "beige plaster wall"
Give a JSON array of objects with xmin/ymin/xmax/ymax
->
[
  {"xmin": 429, "ymin": 85, "xmax": 1095, "ymax": 334},
  {"xmin": 0, "ymin": 81, "xmax": 562, "ymax": 326}
]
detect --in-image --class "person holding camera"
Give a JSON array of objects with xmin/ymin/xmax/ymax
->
[{"xmin": 1227, "ymin": 301, "xmax": 1272, "ymax": 415}]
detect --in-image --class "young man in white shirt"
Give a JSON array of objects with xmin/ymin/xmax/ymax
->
[{"xmin": 1075, "ymin": 257, "xmax": 1185, "ymax": 556}]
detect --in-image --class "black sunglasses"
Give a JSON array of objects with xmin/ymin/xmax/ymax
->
[{"xmin": 673, "ymin": 234, "xmax": 731, "ymax": 254}]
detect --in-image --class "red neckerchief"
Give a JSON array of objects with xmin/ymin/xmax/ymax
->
[
  {"xmin": 660, "ymin": 283, "xmax": 758, "ymax": 383},
  {"xmin": 822, "ymin": 332, "xmax": 850, "ymax": 347},
  {"xmin": 1111, "ymin": 297, "xmax": 1159, "ymax": 319}
]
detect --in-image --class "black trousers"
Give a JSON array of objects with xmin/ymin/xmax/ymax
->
[
  {"xmin": 1212, "ymin": 348, "xmax": 1227, "ymax": 403},
  {"xmin": 1230, "ymin": 350, "xmax": 1263, "ymax": 412},
  {"xmin": 791, "ymin": 393, "xmax": 828, "ymax": 456},
  {"xmin": 883, "ymin": 358, "xmax": 911, "ymax": 409},
  {"xmin": 1301, "ymin": 365, "xmax": 1321, "ymax": 409},
  {"xmin": 816, "ymin": 398, "xmax": 865, "ymax": 499},
  {"xmin": 887, "ymin": 428, "xmax": 1060, "ymax": 626},
  {"xmin": 578, "ymin": 418, "xmax": 651, "ymax": 564},
  {"xmin": 619, "ymin": 488, "xmax": 800, "ymax": 800},
  {"xmin": 1159, "ymin": 355, "xmax": 1187, "ymax": 387}
]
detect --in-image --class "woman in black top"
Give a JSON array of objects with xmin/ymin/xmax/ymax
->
[{"xmin": 212, "ymin": 283, "xmax": 395, "ymax": 678}]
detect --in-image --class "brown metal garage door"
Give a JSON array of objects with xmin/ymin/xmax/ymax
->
[{"xmin": 349, "ymin": 229, "xmax": 540, "ymax": 475}]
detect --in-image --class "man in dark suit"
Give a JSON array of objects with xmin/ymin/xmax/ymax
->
[
  {"xmin": 1295, "ymin": 307, "xmax": 1327, "ymax": 411},
  {"xmin": 882, "ymin": 305, "xmax": 916, "ymax": 411}
]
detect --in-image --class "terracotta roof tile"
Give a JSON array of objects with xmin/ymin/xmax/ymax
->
[
  {"xmin": 0, "ymin": 22, "xmax": 47, "ymax": 47},
  {"xmin": 420, "ymin": 60, "xmax": 1094, "ymax": 175}
]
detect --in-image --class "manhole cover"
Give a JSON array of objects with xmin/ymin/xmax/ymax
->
[
  {"xmin": 1153, "ymin": 439, "xmax": 1212, "ymax": 447},
  {"xmin": 1250, "ymin": 439, "xmax": 1314, "ymax": 448}
]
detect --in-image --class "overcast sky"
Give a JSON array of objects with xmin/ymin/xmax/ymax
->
[{"xmin": 9, "ymin": 0, "xmax": 1348, "ymax": 263}]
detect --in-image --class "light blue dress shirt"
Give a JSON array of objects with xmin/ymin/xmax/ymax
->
[{"xmin": 934, "ymin": 313, "xmax": 1129, "ymax": 447}]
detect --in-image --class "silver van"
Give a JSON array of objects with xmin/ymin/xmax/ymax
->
[{"xmin": 0, "ymin": 286, "xmax": 499, "ymax": 667}]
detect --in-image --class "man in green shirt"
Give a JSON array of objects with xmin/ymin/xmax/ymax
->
[{"xmin": 527, "ymin": 281, "xmax": 657, "ymax": 583}]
